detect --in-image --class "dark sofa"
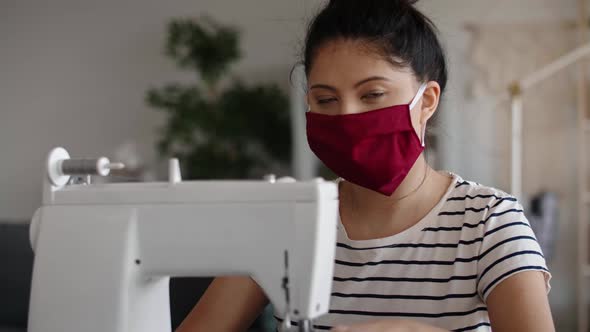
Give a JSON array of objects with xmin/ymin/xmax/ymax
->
[{"xmin": 0, "ymin": 222, "xmax": 32, "ymax": 332}]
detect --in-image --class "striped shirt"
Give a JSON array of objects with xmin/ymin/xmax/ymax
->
[{"xmin": 275, "ymin": 173, "xmax": 551, "ymax": 331}]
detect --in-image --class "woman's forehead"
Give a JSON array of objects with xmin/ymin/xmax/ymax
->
[{"xmin": 307, "ymin": 39, "xmax": 414, "ymax": 87}]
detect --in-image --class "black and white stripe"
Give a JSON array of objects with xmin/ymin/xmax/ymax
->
[{"xmin": 273, "ymin": 174, "xmax": 549, "ymax": 332}]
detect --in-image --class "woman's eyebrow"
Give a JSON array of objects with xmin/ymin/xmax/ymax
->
[
  {"xmin": 309, "ymin": 84, "xmax": 337, "ymax": 92},
  {"xmin": 353, "ymin": 76, "xmax": 392, "ymax": 87},
  {"xmin": 309, "ymin": 76, "xmax": 392, "ymax": 91}
]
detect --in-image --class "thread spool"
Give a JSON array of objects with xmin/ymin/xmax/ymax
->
[
  {"xmin": 60, "ymin": 158, "xmax": 123, "ymax": 177},
  {"xmin": 46, "ymin": 147, "xmax": 125, "ymax": 186},
  {"xmin": 61, "ymin": 158, "xmax": 108, "ymax": 176}
]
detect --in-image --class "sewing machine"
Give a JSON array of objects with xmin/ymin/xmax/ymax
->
[{"xmin": 28, "ymin": 147, "xmax": 338, "ymax": 332}]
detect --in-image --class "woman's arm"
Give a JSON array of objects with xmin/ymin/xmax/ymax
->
[
  {"xmin": 331, "ymin": 320, "xmax": 447, "ymax": 332},
  {"xmin": 486, "ymin": 271, "xmax": 554, "ymax": 331},
  {"xmin": 175, "ymin": 276, "xmax": 269, "ymax": 332}
]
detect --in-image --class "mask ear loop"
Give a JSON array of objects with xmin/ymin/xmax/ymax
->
[
  {"xmin": 409, "ymin": 83, "xmax": 428, "ymax": 110},
  {"xmin": 410, "ymin": 83, "xmax": 429, "ymax": 148}
]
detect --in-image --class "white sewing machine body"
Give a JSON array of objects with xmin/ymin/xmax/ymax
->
[{"xmin": 28, "ymin": 148, "xmax": 338, "ymax": 332}]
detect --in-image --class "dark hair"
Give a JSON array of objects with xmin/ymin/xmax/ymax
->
[{"xmin": 303, "ymin": 0, "xmax": 448, "ymax": 95}]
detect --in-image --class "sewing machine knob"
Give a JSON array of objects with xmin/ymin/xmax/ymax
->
[
  {"xmin": 264, "ymin": 174, "xmax": 297, "ymax": 183},
  {"xmin": 47, "ymin": 147, "xmax": 71, "ymax": 186},
  {"xmin": 168, "ymin": 158, "xmax": 182, "ymax": 183},
  {"xmin": 277, "ymin": 176, "xmax": 296, "ymax": 183},
  {"xmin": 263, "ymin": 174, "xmax": 276, "ymax": 183}
]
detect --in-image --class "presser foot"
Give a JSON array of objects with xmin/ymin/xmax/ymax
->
[
  {"xmin": 298, "ymin": 319, "xmax": 314, "ymax": 332},
  {"xmin": 279, "ymin": 319, "xmax": 314, "ymax": 332}
]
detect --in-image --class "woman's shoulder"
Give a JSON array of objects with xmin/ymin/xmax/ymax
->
[
  {"xmin": 445, "ymin": 173, "xmax": 519, "ymax": 210},
  {"xmin": 441, "ymin": 174, "xmax": 550, "ymax": 301},
  {"xmin": 439, "ymin": 173, "xmax": 525, "ymax": 231},
  {"xmin": 449, "ymin": 174, "xmax": 512, "ymax": 199}
]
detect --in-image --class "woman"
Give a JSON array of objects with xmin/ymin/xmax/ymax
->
[{"xmin": 177, "ymin": 1, "xmax": 554, "ymax": 331}]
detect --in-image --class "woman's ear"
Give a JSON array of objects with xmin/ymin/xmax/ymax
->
[{"xmin": 420, "ymin": 81, "xmax": 441, "ymax": 124}]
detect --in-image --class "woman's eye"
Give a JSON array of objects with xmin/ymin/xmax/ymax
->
[
  {"xmin": 362, "ymin": 92, "xmax": 385, "ymax": 100},
  {"xmin": 317, "ymin": 97, "xmax": 337, "ymax": 104}
]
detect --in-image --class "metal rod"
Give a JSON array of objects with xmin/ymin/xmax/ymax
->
[
  {"xmin": 510, "ymin": 95, "xmax": 523, "ymax": 200},
  {"xmin": 521, "ymin": 42, "xmax": 590, "ymax": 90},
  {"xmin": 61, "ymin": 159, "xmax": 103, "ymax": 176},
  {"xmin": 298, "ymin": 320, "xmax": 313, "ymax": 332},
  {"xmin": 577, "ymin": 1, "xmax": 589, "ymax": 331}
]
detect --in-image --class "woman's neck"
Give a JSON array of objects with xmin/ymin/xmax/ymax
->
[{"xmin": 339, "ymin": 155, "xmax": 451, "ymax": 240}]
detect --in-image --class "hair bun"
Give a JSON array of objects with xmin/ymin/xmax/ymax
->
[
  {"xmin": 328, "ymin": 0, "xmax": 418, "ymax": 7},
  {"xmin": 396, "ymin": 0, "xmax": 419, "ymax": 5}
]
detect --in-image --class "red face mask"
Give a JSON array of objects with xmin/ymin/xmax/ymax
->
[{"xmin": 306, "ymin": 83, "xmax": 428, "ymax": 196}]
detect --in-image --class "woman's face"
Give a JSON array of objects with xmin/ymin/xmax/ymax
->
[{"xmin": 307, "ymin": 38, "xmax": 438, "ymax": 133}]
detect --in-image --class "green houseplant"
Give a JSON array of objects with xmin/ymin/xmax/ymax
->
[{"xmin": 147, "ymin": 17, "xmax": 292, "ymax": 179}]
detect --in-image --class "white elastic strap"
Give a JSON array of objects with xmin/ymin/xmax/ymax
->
[{"xmin": 409, "ymin": 83, "xmax": 428, "ymax": 110}]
